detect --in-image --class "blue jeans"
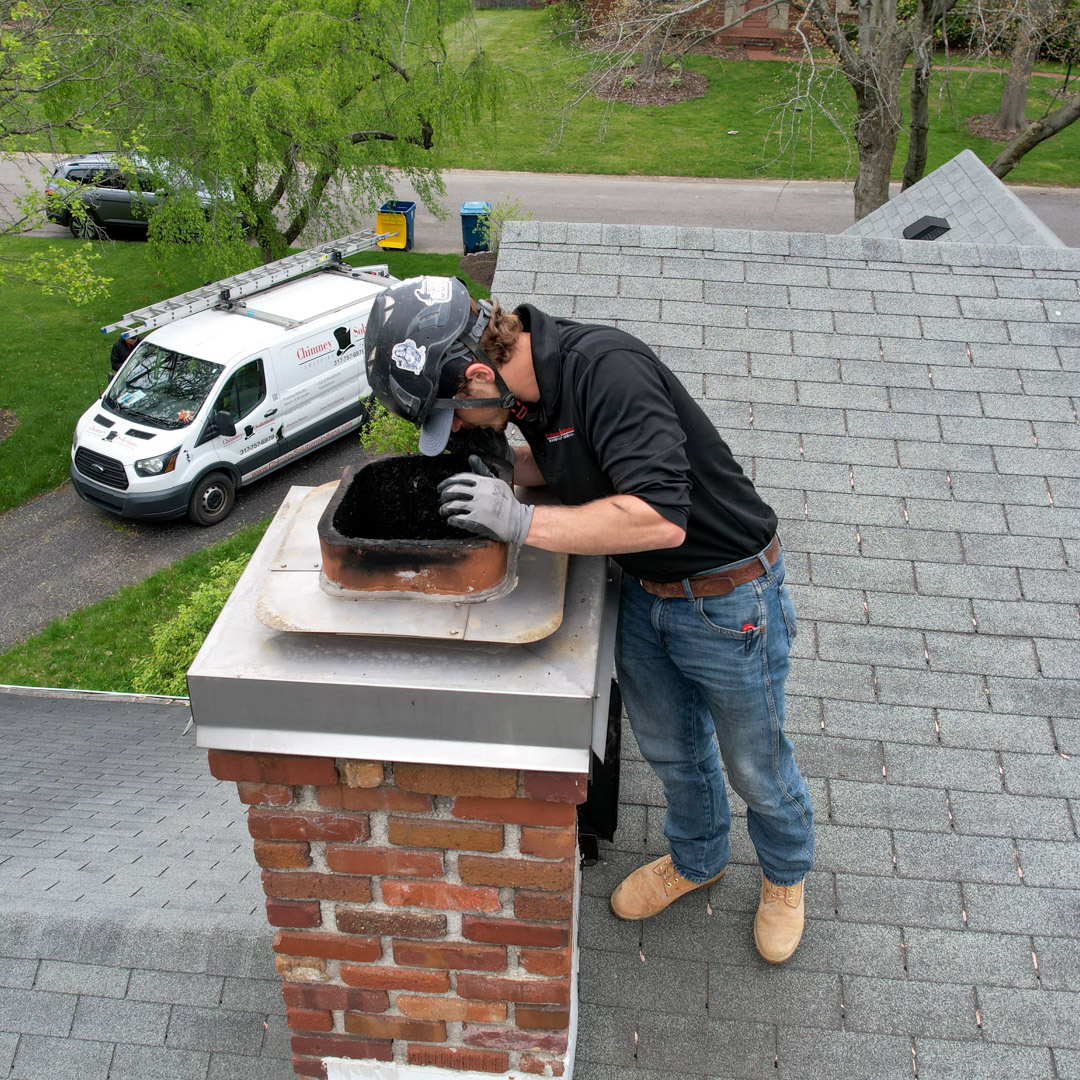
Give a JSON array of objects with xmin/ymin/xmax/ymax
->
[{"xmin": 614, "ymin": 547, "xmax": 814, "ymax": 887}]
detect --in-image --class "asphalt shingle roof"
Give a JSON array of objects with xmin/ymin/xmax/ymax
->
[
  {"xmin": 843, "ymin": 149, "xmax": 1068, "ymax": 248},
  {"xmin": 492, "ymin": 219, "xmax": 1080, "ymax": 1079},
  {"xmin": 2, "ymin": 210, "xmax": 1079, "ymax": 1080}
]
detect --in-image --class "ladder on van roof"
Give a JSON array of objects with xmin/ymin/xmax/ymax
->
[{"xmin": 101, "ymin": 229, "xmax": 393, "ymax": 338}]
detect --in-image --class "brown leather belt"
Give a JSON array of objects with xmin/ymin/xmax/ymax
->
[{"xmin": 639, "ymin": 536, "xmax": 781, "ymax": 599}]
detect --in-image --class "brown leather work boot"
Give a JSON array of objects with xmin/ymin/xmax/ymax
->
[
  {"xmin": 753, "ymin": 874, "xmax": 805, "ymax": 963},
  {"xmin": 610, "ymin": 855, "xmax": 726, "ymax": 921}
]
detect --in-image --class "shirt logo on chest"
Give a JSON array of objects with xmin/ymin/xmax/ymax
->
[{"xmin": 546, "ymin": 426, "xmax": 575, "ymax": 443}]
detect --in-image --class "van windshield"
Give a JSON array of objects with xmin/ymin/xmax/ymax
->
[{"xmin": 104, "ymin": 343, "xmax": 223, "ymax": 429}]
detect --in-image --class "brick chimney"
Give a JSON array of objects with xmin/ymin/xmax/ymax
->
[{"xmin": 209, "ymin": 750, "xmax": 588, "ymax": 1079}]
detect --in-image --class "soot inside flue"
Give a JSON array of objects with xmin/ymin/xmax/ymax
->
[{"xmin": 332, "ymin": 453, "xmax": 479, "ymax": 543}]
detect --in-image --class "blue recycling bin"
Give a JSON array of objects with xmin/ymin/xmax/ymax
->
[
  {"xmin": 460, "ymin": 201, "xmax": 491, "ymax": 254},
  {"xmin": 377, "ymin": 200, "xmax": 416, "ymax": 251}
]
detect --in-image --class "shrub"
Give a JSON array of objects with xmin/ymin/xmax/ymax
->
[
  {"xmin": 478, "ymin": 196, "xmax": 535, "ymax": 255},
  {"xmin": 360, "ymin": 399, "xmax": 421, "ymax": 454},
  {"xmin": 131, "ymin": 555, "xmax": 250, "ymax": 696}
]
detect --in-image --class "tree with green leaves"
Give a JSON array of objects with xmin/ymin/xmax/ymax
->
[
  {"xmin": 1, "ymin": 0, "xmax": 156, "ymax": 301},
  {"xmin": 140, "ymin": 0, "xmax": 500, "ymax": 268}
]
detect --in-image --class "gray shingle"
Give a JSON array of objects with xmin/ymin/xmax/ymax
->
[
  {"xmin": 835, "ymin": 873, "xmax": 963, "ymax": 928},
  {"xmin": 892, "ymin": 831, "xmax": 1020, "ymax": 885},
  {"xmin": 978, "ymin": 986, "xmax": 1080, "ymax": 1048},
  {"xmin": 0, "ymin": 987, "xmax": 76, "ymax": 1036},
  {"xmin": 821, "ymin": 700, "xmax": 938, "ymax": 744},
  {"xmin": 829, "ymin": 779, "xmax": 951, "ymax": 832},
  {"xmin": 108, "ymin": 1044, "xmax": 212, "ymax": 1080},
  {"xmin": 842, "ymin": 975, "xmax": 979, "ymax": 1039},
  {"xmin": 1003, "ymin": 752, "xmax": 1080, "ymax": 798},
  {"xmin": 165, "ymin": 1005, "xmax": 267, "ymax": 1055},
  {"xmin": 635, "ymin": 1010, "xmax": 776, "ymax": 1076},
  {"xmin": 949, "ymin": 790, "xmax": 1074, "ymax": 840},
  {"xmin": 964, "ymin": 882, "xmax": 1080, "ymax": 934},
  {"xmin": 913, "ymin": 1039, "xmax": 1053, "ymax": 1079},
  {"xmin": 34, "ymin": 961, "xmax": 129, "ymax": 999},
  {"xmin": 944, "ymin": 710, "xmax": 1057, "ymax": 755},
  {"xmin": 776, "ymin": 1028, "xmax": 912, "ymax": 1079},
  {"xmin": 903, "ymin": 927, "xmax": 1037, "ymax": 987},
  {"xmin": 10, "ymin": 1034, "xmax": 114, "ymax": 1080}
]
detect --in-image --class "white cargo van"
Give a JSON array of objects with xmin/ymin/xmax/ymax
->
[{"xmin": 72, "ymin": 233, "xmax": 397, "ymax": 525}]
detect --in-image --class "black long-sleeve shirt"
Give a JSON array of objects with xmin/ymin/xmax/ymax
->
[{"xmin": 514, "ymin": 305, "xmax": 776, "ymax": 582}]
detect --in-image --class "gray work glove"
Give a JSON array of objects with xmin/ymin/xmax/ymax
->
[{"xmin": 438, "ymin": 455, "xmax": 534, "ymax": 546}]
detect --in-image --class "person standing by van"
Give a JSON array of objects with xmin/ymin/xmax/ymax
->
[{"xmin": 109, "ymin": 334, "xmax": 140, "ymax": 376}]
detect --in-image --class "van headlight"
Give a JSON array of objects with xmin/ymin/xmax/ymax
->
[{"xmin": 135, "ymin": 447, "xmax": 180, "ymax": 477}]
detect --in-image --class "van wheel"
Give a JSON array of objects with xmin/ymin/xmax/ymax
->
[
  {"xmin": 70, "ymin": 212, "xmax": 105, "ymax": 240},
  {"xmin": 188, "ymin": 471, "xmax": 235, "ymax": 526}
]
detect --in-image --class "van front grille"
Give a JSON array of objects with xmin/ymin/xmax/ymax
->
[{"xmin": 75, "ymin": 447, "xmax": 129, "ymax": 490}]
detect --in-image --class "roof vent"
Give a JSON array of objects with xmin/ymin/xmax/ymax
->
[{"xmin": 903, "ymin": 216, "xmax": 951, "ymax": 241}]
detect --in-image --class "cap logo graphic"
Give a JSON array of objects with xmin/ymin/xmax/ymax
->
[
  {"xmin": 392, "ymin": 338, "xmax": 426, "ymax": 374},
  {"xmin": 414, "ymin": 277, "xmax": 451, "ymax": 307}
]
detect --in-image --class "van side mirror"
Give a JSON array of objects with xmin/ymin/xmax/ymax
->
[{"xmin": 215, "ymin": 410, "xmax": 237, "ymax": 437}]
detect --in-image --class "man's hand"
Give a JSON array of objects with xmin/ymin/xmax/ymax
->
[{"xmin": 438, "ymin": 459, "xmax": 534, "ymax": 546}]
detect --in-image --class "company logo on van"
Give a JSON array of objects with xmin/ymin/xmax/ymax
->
[{"xmin": 297, "ymin": 340, "xmax": 333, "ymax": 363}]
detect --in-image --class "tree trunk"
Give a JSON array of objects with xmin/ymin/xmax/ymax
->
[
  {"xmin": 993, "ymin": 31, "xmax": 1039, "ymax": 131},
  {"xmin": 850, "ymin": 43, "xmax": 909, "ymax": 218},
  {"xmin": 639, "ymin": 34, "xmax": 663, "ymax": 79},
  {"xmin": 902, "ymin": 38, "xmax": 931, "ymax": 189},
  {"xmin": 990, "ymin": 90, "xmax": 1080, "ymax": 176}
]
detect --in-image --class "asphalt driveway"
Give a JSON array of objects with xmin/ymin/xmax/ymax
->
[{"xmin": 0, "ymin": 437, "xmax": 361, "ymax": 652}]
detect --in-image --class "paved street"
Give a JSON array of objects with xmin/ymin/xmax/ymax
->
[{"xmin": 5, "ymin": 154, "xmax": 1080, "ymax": 248}]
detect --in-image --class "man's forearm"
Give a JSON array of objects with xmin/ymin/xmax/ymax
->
[
  {"xmin": 525, "ymin": 495, "xmax": 686, "ymax": 555},
  {"xmin": 512, "ymin": 444, "xmax": 547, "ymax": 487}
]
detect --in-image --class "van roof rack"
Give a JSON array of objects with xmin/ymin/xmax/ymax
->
[{"xmin": 101, "ymin": 229, "xmax": 393, "ymax": 337}]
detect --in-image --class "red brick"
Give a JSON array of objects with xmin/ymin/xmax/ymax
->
[
  {"xmin": 248, "ymin": 808, "xmax": 369, "ymax": 843},
  {"xmin": 335, "ymin": 907, "xmax": 447, "ymax": 939},
  {"xmin": 208, "ymin": 749, "xmax": 337, "ymax": 786},
  {"xmin": 520, "ymin": 1054, "xmax": 566, "ymax": 1076},
  {"xmin": 523, "ymin": 771, "xmax": 589, "ymax": 805},
  {"xmin": 291, "ymin": 1054, "xmax": 327, "ymax": 1080},
  {"xmin": 276, "ymin": 955, "xmax": 327, "ymax": 982},
  {"xmin": 398, "ymin": 996, "xmax": 507, "ymax": 1023},
  {"xmin": 519, "ymin": 825, "xmax": 578, "ymax": 859},
  {"xmin": 318, "ymin": 785, "xmax": 433, "ymax": 813},
  {"xmin": 394, "ymin": 763, "xmax": 518, "ymax": 798},
  {"xmin": 282, "ymin": 983, "xmax": 388, "ymax": 1013},
  {"xmin": 344, "ymin": 1013, "xmax": 446, "ymax": 1043},
  {"xmin": 253, "ymin": 840, "xmax": 311, "ymax": 870},
  {"xmin": 273, "ymin": 930, "xmax": 381, "ymax": 964},
  {"xmin": 514, "ymin": 891, "xmax": 574, "ymax": 922},
  {"xmin": 407, "ymin": 1046, "xmax": 509, "ymax": 1073},
  {"xmin": 451, "ymin": 797, "xmax": 576, "ymax": 826},
  {"xmin": 456, "ymin": 974, "xmax": 571, "ymax": 1004},
  {"xmin": 516, "ymin": 1005, "xmax": 571, "ymax": 1031},
  {"xmin": 340, "ymin": 964, "xmax": 451, "ymax": 993},
  {"xmin": 236, "ymin": 781, "xmax": 293, "ymax": 806},
  {"xmin": 340, "ymin": 760, "xmax": 383, "ymax": 788},
  {"xmin": 262, "ymin": 870, "xmax": 372, "ymax": 904},
  {"xmin": 520, "ymin": 947, "xmax": 572, "ymax": 977},
  {"xmin": 464, "ymin": 1025, "xmax": 569, "ymax": 1053},
  {"xmin": 462, "ymin": 916, "xmax": 568, "ymax": 949},
  {"xmin": 291, "ymin": 1034, "xmax": 392, "ymax": 1061},
  {"xmin": 381, "ymin": 879, "xmax": 500, "ymax": 913},
  {"xmin": 388, "ymin": 816, "xmax": 504, "ymax": 853},
  {"xmin": 393, "ymin": 939, "xmax": 507, "ymax": 972},
  {"xmin": 266, "ymin": 898, "xmax": 321, "ymax": 929},
  {"xmin": 326, "ymin": 845, "xmax": 443, "ymax": 878},
  {"xmin": 459, "ymin": 855, "xmax": 574, "ymax": 892},
  {"xmin": 286, "ymin": 1007, "xmax": 333, "ymax": 1032}
]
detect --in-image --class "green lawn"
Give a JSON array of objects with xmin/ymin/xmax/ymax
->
[
  {"xmin": 0, "ymin": 519, "xmax": 269, "ymax": 692},
  {"xmin": 0, "ymin": 240, "xmax": 489, "ymax": 515},
  {"xmin": 443, "ymin": 10, "xmax": 1080, "ymax": 187}
]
